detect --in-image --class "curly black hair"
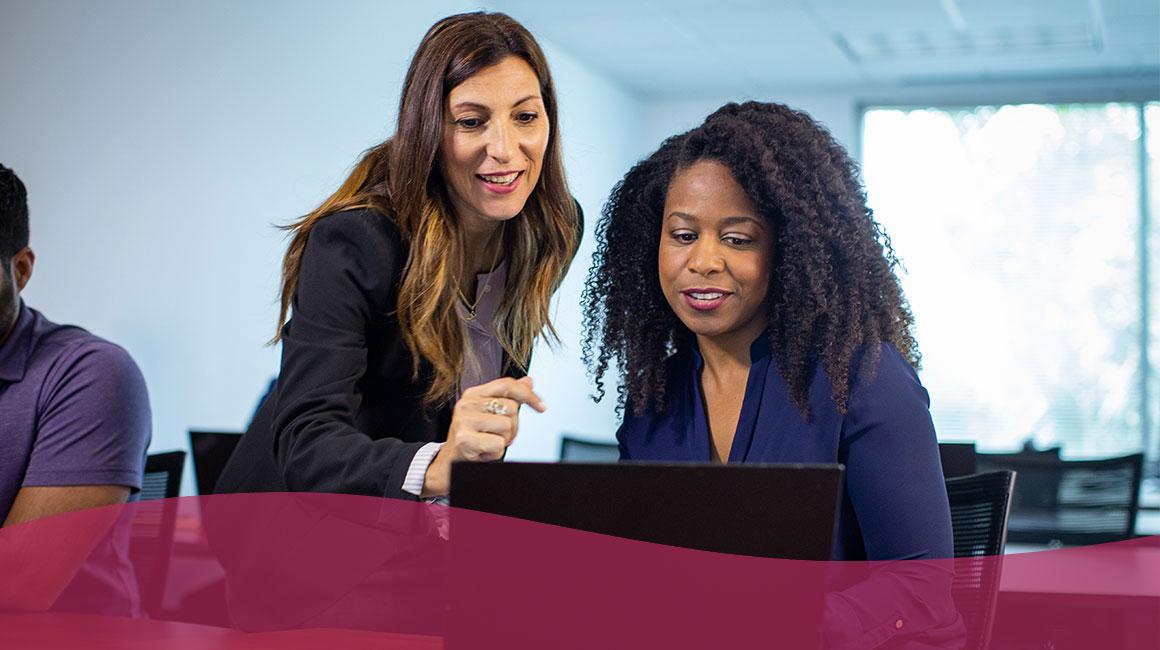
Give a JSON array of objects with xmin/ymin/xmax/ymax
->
[{"xmin": 581, "ymin": 101, "xmax": 919, "ymax": 420}]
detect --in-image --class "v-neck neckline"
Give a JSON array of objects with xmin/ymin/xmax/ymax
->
[{"xmin": 688, "ymin": 334, "xmax": 773, "ymax": 463}]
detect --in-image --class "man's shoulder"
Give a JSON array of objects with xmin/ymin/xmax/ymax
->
[
  {"xmin": 27, "ymin": 310, "xmax": 144, "ymax": 387},
  {"xmin": 32, "ymin": 313, "xmax": 133, "ymax": 363}
]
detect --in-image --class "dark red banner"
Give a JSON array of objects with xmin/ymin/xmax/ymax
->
[{"xmin": 0, "ymin": 494, "xmax": 1155, "ymax": 649}]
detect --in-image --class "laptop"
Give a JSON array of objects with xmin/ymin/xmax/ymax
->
[
  {"xmin": 188, "ymin": 430, "xmax": 243, "ymax": 495},
  {"xmin": 450, "ymin": 461, "xmax": 843, "ymax": 559},
  {"xmin": 445, "ymin": 462, "xmax": 843, "ymax": 649}
]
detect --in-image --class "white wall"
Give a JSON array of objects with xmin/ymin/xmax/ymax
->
[
  {"xmin": 505, "ymin": 42, "xmax": 645, "ymax": 461},
  {"xmin": 642, "ymin": 92, "xmax": 862, "ymax": 165},
  {"xmin": 0, "ymin": 0, "xmax": 645, "ymax": 493}
]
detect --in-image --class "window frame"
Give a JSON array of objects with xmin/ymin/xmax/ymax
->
[{"xmin": 856, "ymin": 93, "xmax": 1159, "ymax": 473}]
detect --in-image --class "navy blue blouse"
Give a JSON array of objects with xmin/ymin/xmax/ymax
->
[{"xmin": 616, "ymin": 335, "xmax": 953, "ymax": 563}]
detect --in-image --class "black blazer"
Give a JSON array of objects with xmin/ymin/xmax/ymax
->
[{"xmin": 216, "ymin": 208, "xmax": 528, "ymax": 500}]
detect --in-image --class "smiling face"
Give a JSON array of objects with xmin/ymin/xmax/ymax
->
[
  {"xmin": 658, "ymin": 159, "xmax": 773, "ymax": 352},
  {"xmin": 438, "ymin": 55, "xmax": 549, "ymax": 232}
]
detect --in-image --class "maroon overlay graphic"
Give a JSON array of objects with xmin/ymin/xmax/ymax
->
[{"xmin": 0, "ymin": 493, "xmax": 1155, "ymax": 648}]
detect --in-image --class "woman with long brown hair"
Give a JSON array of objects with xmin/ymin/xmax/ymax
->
[{"xmin": 217, "ymin": 11, "xmax": 581, "ymax": 501}]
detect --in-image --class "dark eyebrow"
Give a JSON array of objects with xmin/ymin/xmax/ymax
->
[
  {"xmin": 511, "ymin": 94, "xmax": 541, "ymax": 108},
  {"xmin": 720, "ymin": 215, "xmax": 766, "ymax": 229},
  {"xmin": 449, "ymin": 101, "xmax": 489, "ymax": 112},
  {"xmin": 667, "ymin": 212, "xmax": 765, "ymax": 229},
  {"xmin": 449, "ymin": 95, "xmax": 542, "ymax": 112}
]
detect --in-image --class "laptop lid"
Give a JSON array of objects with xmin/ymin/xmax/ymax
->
[
  {"xmin": 450, "ymin": 461, "xmax": 843, "ymax": 560},
  {"xmin": 446, "ymin": 462, "xmax": 843, "ymax": 649},
  {"xmin": 188, "ymin": 430, "xmax": 243, "ymax": 496}
]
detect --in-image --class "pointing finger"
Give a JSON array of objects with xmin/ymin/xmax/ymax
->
[{"xmin": 479, "ymin": 377, "xmax": 546, "ymax": 413}]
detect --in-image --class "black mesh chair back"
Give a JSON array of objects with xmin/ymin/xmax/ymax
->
[
  {"xmin": 975, "ymin": 447, "xmax": 1058, "ymax": 510},
  {"xmin": 141, "ymin": 451, "xmax": 185, "ymax": 501},
  {"xmin": 975, "ymin": 452, "xmax": 1144, "ymax": 546},
  {"xmin": 946, "ymin": 470, "xmax": 1016, "ymax": 650},
  {"xmin": 132, "ymin": 450, "xmax": 185, "ymax": 618},
  {"xmin": 188, "ymin": 430, "xmax": 243, "ymax": 495},
  {"xmin": 559, "ymin": 436, "xmax": 620, "ymax": 462}
]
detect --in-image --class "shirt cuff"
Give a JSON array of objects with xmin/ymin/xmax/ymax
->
[{"xmin": 402, "ymin": 442, "xmax": 444, "ymax": 497}]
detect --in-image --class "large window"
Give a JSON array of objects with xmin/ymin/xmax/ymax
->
[{"xmin": 862, "ymin": 102, "xmax": 1157, "ymax": 461}]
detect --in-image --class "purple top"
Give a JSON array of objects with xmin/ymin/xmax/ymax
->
[
  {"xmin": 0, "ymin": 301, "xmax": 151, "ymax": 615},
  {"xmin": 458, "ymin": 259, "xmax": 507, "ymax": 394}
]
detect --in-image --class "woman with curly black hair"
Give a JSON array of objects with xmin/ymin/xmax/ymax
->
[{"xmin": 583, "ymin": 101, "xmax": 961, "ymax": 647}]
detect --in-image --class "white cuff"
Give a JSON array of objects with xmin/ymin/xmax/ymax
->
[{"xmin": 402, "ymin": 442, "xmax": 444, "ymax": 497}]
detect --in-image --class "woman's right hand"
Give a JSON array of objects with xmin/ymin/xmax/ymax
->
[{"xmin": 421, "ymin": 376, "xmax": 545, "ymax": 497}]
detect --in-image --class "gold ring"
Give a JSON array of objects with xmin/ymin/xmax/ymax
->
[{"xmin": 486, "ymin": 399, "xmax": 509, "ymax": 416}]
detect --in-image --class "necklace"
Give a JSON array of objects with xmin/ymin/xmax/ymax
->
[{"xmin": 457, "ymin": 222, "xmax": 505, "ymax": 322}]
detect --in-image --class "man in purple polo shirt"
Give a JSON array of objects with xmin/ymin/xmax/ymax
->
[{"xmin": 0, "ymin": 164, "xmax": 151, "ymax": 614}]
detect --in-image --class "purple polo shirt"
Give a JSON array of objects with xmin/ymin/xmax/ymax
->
[{"xmin": 0, "ymin": 301, "xmax": 151, "ymax": 615}]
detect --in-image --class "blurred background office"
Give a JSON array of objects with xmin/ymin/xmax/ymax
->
[{"xmin": 1, "ymin": 0, "xmax": 1157, "ymax": 498}]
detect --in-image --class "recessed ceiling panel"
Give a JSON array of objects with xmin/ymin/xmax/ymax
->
[
  {"xmin": 488, "ymin": 0, "xmax": 1159, "ymax": 96},
  {"xmin": 954, "ymin": 0, "xmax": 1093, "ymax": 29},
  {"xmin": 807, "ymin": 0, "xmax": 953, "ymax": 33}
]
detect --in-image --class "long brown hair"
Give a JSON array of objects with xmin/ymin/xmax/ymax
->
[{"xmin": 276, "ymin": 12, "xmax": 580, "ymax": 406}]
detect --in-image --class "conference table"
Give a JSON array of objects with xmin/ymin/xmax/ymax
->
[
  {"xmin": 0, "ymin": 611, "xmax": 442, "ymax": 649},
  {"xmin": 1001, "ymin": 542, "xmax": 1160, "ymax": 600},
  {"xmin": 5, "ymin": 489, "xmax": 1156, "ymax": 650},
  {"xmin": 994, "ymin": 541, "xmax": 1160, "ymax": 649},
  {"xmin": 997, "ymin": 477, "xmax": 1159, "ymax": 647},
  {"xmin": 4, "ymin": 545, "xmax": 1157, "ymax": 649}
]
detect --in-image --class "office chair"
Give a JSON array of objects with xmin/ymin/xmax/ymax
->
[
  {"xmin": 938, "ymin": 442, "xmax": 978, "ymax": 478},
  {"xmin": 946, "ymin": 470, "xmax": 1016, "ymax": 650},
  {"xmin": 977, "ymin": 446, "xmax": 1060, "ymax": 510},
  {"xmin": 559, "ymin": 435, "xmax": 620, "ymax": 462},
  {"xmin": 975, "ymin": 452, "xmax": 1144, "ymax": 546},
  {"xmin": 188, "ymin": 430, "xmax": 243, "ymax": 495},
  {"xmin": 132, "ymin": 450, "xmax": 185, "ymax": 618},
  {"xmin": 141, "ymin": 451, "xmax": 185, "ymax": 501}
]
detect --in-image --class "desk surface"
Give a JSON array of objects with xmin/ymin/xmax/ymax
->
[
  {"xmin": 1135, "ymin": 508, "xmax": 1160, "ymax": 535},
  {"xmin": 0, "ymin": 612, "xmax": 442, "ymax": 650},
  {"xmin": 999, "ymin": 544, "xmax": 1160, "ymax": 600},
  {"xmin": 6, "ymin": 544, "xmax": 1156, "ymax": 648}
]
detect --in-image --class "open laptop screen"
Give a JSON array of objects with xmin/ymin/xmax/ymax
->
[
  {"xmin": 451, "ymin": 461, "xmax": 843, "ymax": 560},
  {"xmin": 188, "ymin": 430, "xmax": 243, "ymax": 496}
]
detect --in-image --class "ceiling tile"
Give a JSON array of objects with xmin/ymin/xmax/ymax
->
[{"xmin": 487, "ymin": 0, "xmax": 1159, "ymax": 96}]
